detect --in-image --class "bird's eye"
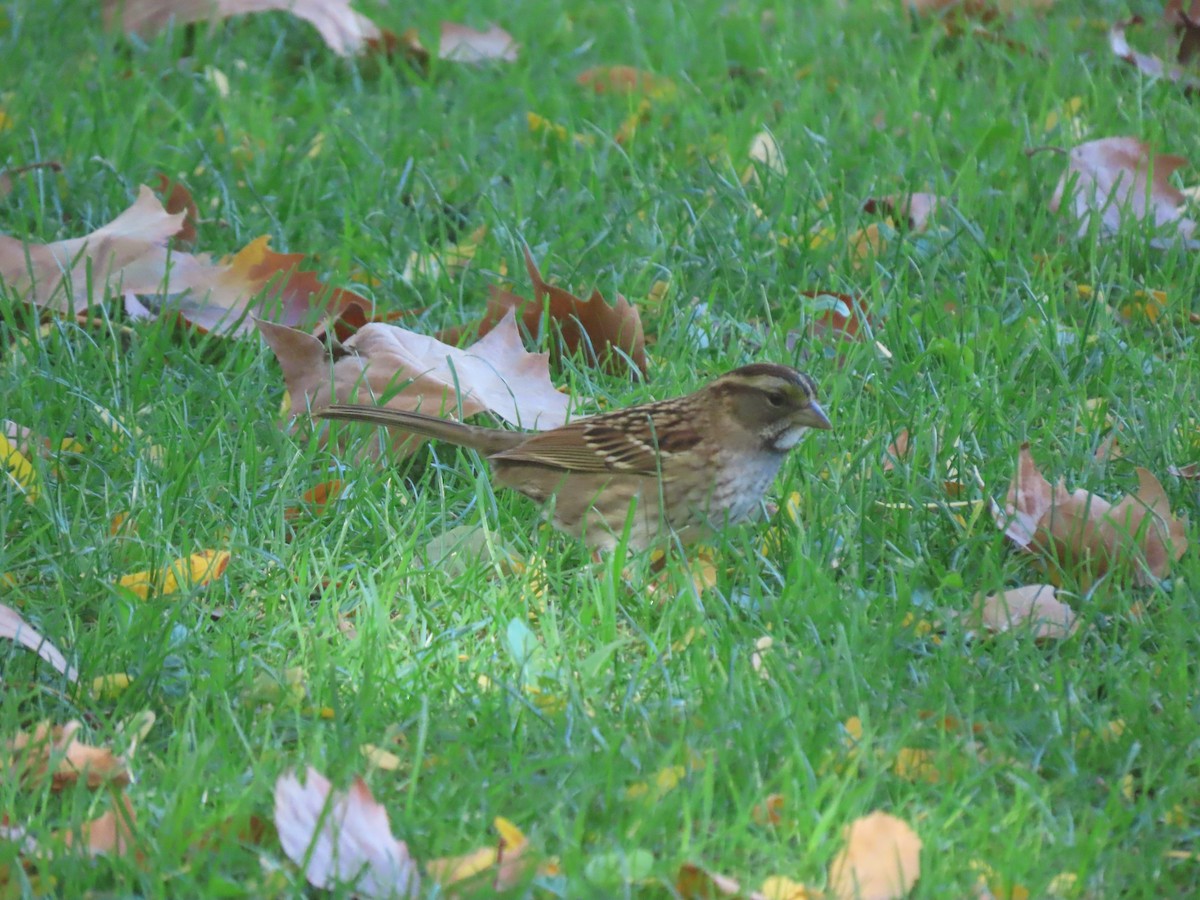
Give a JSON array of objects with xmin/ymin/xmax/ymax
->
[{"xmin": 766, "ymin": 391, "xmax": 785, "ymax": 407}]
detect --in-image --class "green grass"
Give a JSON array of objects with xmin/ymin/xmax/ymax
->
[{"xmin": 2, "ymin": 0, "xmax": 1199, "ymax": 896}]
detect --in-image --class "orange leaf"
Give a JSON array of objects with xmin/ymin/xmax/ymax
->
[
  {"xmin": 577, "ymin": 66, "xmax": 676, "ymax": 98},
  {"xmin": 6, "ymin": 721, "xmax": 130, "ymax": 790},
  {"xmin": 828, "ymin": 811, "xmax": 922, "ymax": 900},
  {"xmin": 284, "ymin": 480, "xmax": 344, "ymax": 521}
]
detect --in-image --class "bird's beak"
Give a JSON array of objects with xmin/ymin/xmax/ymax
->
[{"xmin": 802, "ymin": 402, "xmax": 833, "ymax": 431}]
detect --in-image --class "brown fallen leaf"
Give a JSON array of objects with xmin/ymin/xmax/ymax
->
[
  {"xmin": 828, "ymin": 811, "xmax": 922, "ymax": 900},
  {"xmin": 0, "ymin": 603, "xmax": 77, "ymax": 681},
  {"xmin": 5, "ymin": 721, "xmax": 131, "ymax": 790},
  {"xmin": 104, "ymin": 0, "xmax": 393, "ymax": 57},
  {"xmin": 1108, "ymin": 16, "xmax": 1200, "ymax": 93},
  {"xmin": 274, "ymin": 766, "xmax": 420, "ymax": 899},
  {"xmin": 676, "ymin": 862, "xmax": 770, "ymax": 899},
  {"xmin": 437, "ymin": 246, "xmax": 646, "ymax": 377},
  {"xmin": 152, "ymin": 173, "xmax": 199, "ymax": 248},
  {"xmin": 1166, "ymin": 0, "xmax": 1200, "ymax": 63},
  {"xmin": 439, "ymin": 21, "xmax": 518, "ymax": 63},
  {"xmin": 963, "ymin": 584, "xmax": 1077, "ymax": 641},
  {"xmin": 862, "ymin": 193, "xmax": 942, "ymax": 233},
  {"xmin": 284, "ymin": 479, "xmax": 343, "ymax": 521},
  {"xmin": 1047, "ymin": 137, "xmax": 1196, "ymax": 242},
  {"xmin": 152, "ymin": 234, "xmax": 373, "ymax": 340},
  {"xmin": 259, "ymin": 311, "xmax": 572, "ymax": 458},
  {"xmin": 992, "ymin": 445, "xmax": 1188, "ymax": 588}
]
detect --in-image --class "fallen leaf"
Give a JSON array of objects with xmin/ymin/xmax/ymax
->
[
  {"xmin": 751, "ymin": 793, "xmax": 785, "ymax": 826},
  {"xmin": 1168, "ymin": 462, "xmax": 1200, "ymax": 479},
  {"xmin": 828, "ymin": 811, "xmax": 922, "ymax": 900},
  {"xmin": 426, "ymin": 816, "xmax": 531, "ymax": 893},
  {"xmin": 760, "ymin": 876, "xmax": 820, "ymax": 899},
  {"xmin": 1047, "ymin": 137, "xmax": 1196, "ymax": 242},
  {"xmin": 677, "ymin": 862, "xmax": 769, "ymax": 899},
  {"xmin": 800, "ymin": 291, "xmax": 876, "ymax": 342},
  {"xmin": 1167, "ymin": 0, "xmax": 1200, "ymax": 63},
  {"xmin": 439, "ymin": 21, "xmax": 518, "ymax": 63},
  {"xmin": 152, "ymin": 234, "xmax": 373, "ymax": 340},
  {"xmin": 1108, "ymin": 16, "xmax": 1200, "ymax": 93},
  {"xmin": 747, "ymin": 129, "xmax": 787, "ymax": 177},
  {"xmin": 152, "ymin": 173, "xmax": 199, "ymax": 247},
  {"xmin": 0, "ymin": 604, "xmax": 77, "ymax": 681},
  {"xmin": 861, "ymin": 193, "xmax": 942, "ymax": 232},
  {"xmin": 260, "ymin": 311, "xmax": 572, "ymax": 459},
  {"xmin": 1, "ymin": 432, "xmax": 38, "ymax": 501},
  {"xmin": 3, "ymin": 419, "xmax": 85, "ymax": 459},
  {"xmin": 284, "ymin": 480, "xmax": 343, "ymax": 521},
  {"xmin": 577, "ymin": 66, "xmax": 676, "ymax": 98},
  {"xmin": 63, "ymin": 792, "xmax": 137, "ymax": 857},
  {"xmin": 992, "ymin": 445, "xmax": 1188, "ymax": 587},
  {"xmin": 104, "ymin": 0, "xmax": 393, "ymax": 57},
  {"xmin": 274, "ymin": 766, "xmax": 420, "ymax": 898},
  {"xmin": 116, "ymin": 549, "xmax": 230, "ymax": 600},
  {"xmin": 438, "ymin": 246, "xmax": 646, "ymax": 376},
  {"xmin": 0, "ymin": 184, "xmax": 200, "ymax": 315},
  {"xmin": 964, "ymin": 585, "xmax": 1077, "ymax": 640},
  {"xmin": 5, "ymin": 721, "xmax": 131, "ymax": 790}
]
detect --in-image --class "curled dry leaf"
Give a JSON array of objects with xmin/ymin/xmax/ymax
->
[
  {"xmin": 426, "ymin": 816, "xmax": 532, "ymax": 893},
  {"xmin": 965, "ymin": 584, "xmax": 1077, "ymax": 641},
  {"xmin": 862, "ymin": 193, "xmax": 942, "ymax": 233},
  {"xmin": 1048, "ymin": 137, "xmax": 1196, "ymax": 242},
  {"xmin": 0, "ymin": 603, "xmax": 77, "ymax": 681},
  {"xmin": 103, "ymin": 0, "xmax": 392, "ymax": 57},
  {"xmin": 439, "ymin": 246, "xmax": 646, "ymax": 377},
  {"xmin": 796, "ymin": 291, "xmax": 876, "ymax": 344},
  {"xmin": 993, "ymin": 445, "xmax": 1188, "ymax": 587},
  {"xmin": 1168, "ymin": 462, "xmax": 1200, "ymax": 480},
  {"xmin": 1108, "ymin": 17, "xmax": 1200, "ymax": 93},
  {"xmin": 1166, "ymin": 0, "xmax": 1200, "ymax": 63},
  {"xmin": 439, "ymin": 21, "xmax": 518, "ymax": 62},
  {"xmin": 5, "ymin": 721, "xmax": 131, "ymax": 790},
  {"xmin": 64, "ymin": 792, "xmax": 138, "ymax": 857},
  {"xmin": 274, "ymin": 766, "xmax": 420, "ymax": 899},
  {"xmin": 828, "ymin": 811, "xmax": 922, "ymax": 900},
  {"xmin": 259, "ymin": 311, "xmax": 572, "ymax": 458},
  {"xmin": 152, "ymin": 174, "xmax": 199, "ymax": 247}
]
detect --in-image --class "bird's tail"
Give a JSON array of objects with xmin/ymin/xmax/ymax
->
[{"xmin": 317, "ymin": 404, "xmax": 523, "ymax": 456}]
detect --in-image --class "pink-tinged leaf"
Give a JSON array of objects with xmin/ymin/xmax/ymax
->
[
  {"xmin": 274, "ymin": 766, "xmax": 420, "ymax": 899},
  {"xmin": 1168, "ymin": 461, "xmax": 1200, "ymax": 480},
  {"xmin": 439, "ymin": 21, "xmax": 518, "ymax": 62},
  {"xmin": 104, "ymin": 0, "xmax": 391, "ymax": 57},
  {"xmin": 1108, "ymin": 17, "xmax": 1200, "ymax": 93},
  {"xmin": 0, "ymin": 603, "xmax": 77, "ymax": 681},
  {"xmin": 993, "ymin": 444, "xmax": 1056, "ymax": 548},
  {"xmin": 1048, "ymin": 136, "xmax": 1196, "ymax": 242},
  {"xmin": 259, "ymin": 311, "xmax": 571, "ymax": 457}
]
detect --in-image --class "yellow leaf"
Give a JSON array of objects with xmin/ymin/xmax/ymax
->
[
  {"xmin": 843, "ymin": 716, "xmax": 864, "ymax": 743},
  {"xmin": 116, "ymin": 549, "xmax": 230, "ymax": 600},
  {"xmin": 761, "ymin": 875, "xmax": 818, "ymax": 899},
  {"xmin": 893, "ymin": 748, "xmax": 940, "ymax": 784},
  {"xmin": 91, "ymin": 673, "xmax": 132, "ymax": 701},
  {"xmin": 828, "ymin": 811, "xmax": 922, "ymax": 900},
  {"xmin": 361, "ymin": 743, "xmax": 403, "ymax": 771},
  {"xmin": 1, "ymin": 433, "xmax": 38, "ymax": 501},
  {"xmin": 493, "ymin": 816, "xmax": 527, "ymax": 852}
]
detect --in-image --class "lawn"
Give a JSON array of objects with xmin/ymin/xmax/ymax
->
[{"xmin": 2, "ymin": 0, "xmax": 1199, "ymax": 896}]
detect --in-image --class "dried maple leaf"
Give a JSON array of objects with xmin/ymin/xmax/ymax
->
[
  {"xmin": 992, "ymin": 445, "xmax": 1188, "ymax": 587},
  {"xmin": 438, "ymin": 246, "xmax": 646, "ymax": 377},
  {"xmin": 827, "ymin": 811, "xmax": 922, "ymax": 900},
  {"xmin": 259, "ymin": 311, "xmax": 572, "ymax": 458},
  {"xmin": 104, "ymin": 0, "xmax": 392, "ymax": 57},
  {"xmin": 274, "ymin": 766, "xmax": 420, "ymax": 899},
  {"xmin": 1168, "ymin": 462, "xmax": 1200, "ymax": 480},
  {"xmin": 1048, "ymin": 137, "xmax": 1196, "ymax": 242},
  {"xmin": 152, "ymin": 173, "xmax": 199, "ymax": 247},
  {"xmin": 5, "ymin": 721, "xmax": 131, "ymax": 790},
  {"xmin": 963, "ymin": 584, "xmax": 1077, "ymax": 641},
  {"xmin": 1108, "ymin": 17, "xmax": 1200, "ymax": 93},
  {"xmin": 862, "ymin": 193, "xmax": 942, "ymax": 232},
  {"xmin": 439, "ymin": 21, "xmax": 518, "ymax": 62},
  {"xmin": 0, "ymin": 604, "xmax": 77, "ymax": 681},
  {"xmin": 152, "ymin": 234, "xmax": 373, "ymax": 340},
  {"xmin": 0, "ymin": 184, "xmax": 202, "ymax": 315}
]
